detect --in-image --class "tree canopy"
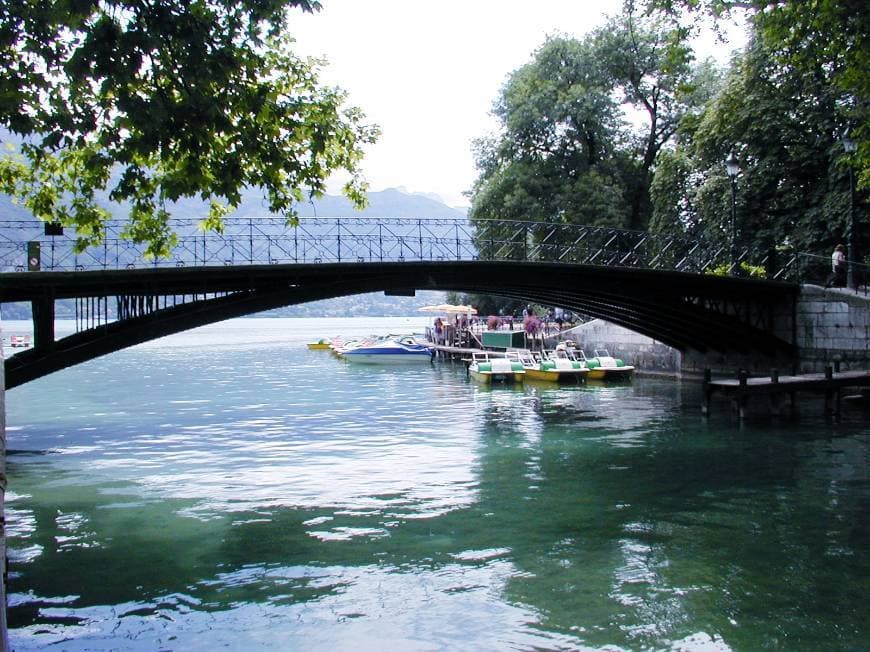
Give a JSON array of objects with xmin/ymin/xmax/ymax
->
[
  {"xmin": 651, "ymin": 37, "xmax": 853, "ymax": 252},
  {"xmin": 468, "ymin": 0, "xmax": 867, "ymax": 269},
  {"xmin": 468, "ymin": 8, "xmax": 716, "ymax": 232},
  {"xmin": 0, "ymin": 0, "xmax": 379, "ymax": 256},
  {"xmin": 646, "ymin": 0, "xmax": 869, "ymax": 188},
  {"xmin": 643, "ymin": 0, "xmax": 867, "ymax": 258}
]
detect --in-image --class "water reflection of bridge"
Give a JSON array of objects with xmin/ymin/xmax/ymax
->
[{"xmin": 1, "ymin": 217, "xmax": 800, "ymax": 388}]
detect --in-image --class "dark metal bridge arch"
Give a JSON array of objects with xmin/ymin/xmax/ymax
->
[{"xmin": 1, "ymin": 217, "xmax": 800, "ymax": 388}]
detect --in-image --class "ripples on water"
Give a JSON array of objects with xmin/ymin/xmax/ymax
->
[{"xmin": 3, "ymin": 318, "xmax": 869, "ymax": 650}]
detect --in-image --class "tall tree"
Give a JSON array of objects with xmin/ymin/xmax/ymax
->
[
  {"xmin": 469, "ymin": 36, "xmax": 626, "ymax": 229},
  {"xmin": 650, "ymin": 33, "xmax": 859, "ymax": 255},
  {"xmin": 469, "ymin": 9, "xmax": 714, "ymax": 234},
  {"xmin": 645, "ymin": 0, "xmax": 869, "ymax": 188},
  {"xmin": 593, "ymin": 9, "xmax": 714, "ymax": 228},
  {"xmin": 0, "ymin": 1, "xmax": 379, "ymax": 256}
]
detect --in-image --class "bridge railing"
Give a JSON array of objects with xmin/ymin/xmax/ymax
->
[
  {"xmin": 0, "ymin": 216, "xmax": 791, "ymax": 279},
  {"xmin": 471, "ymin": 219, "xmax": 777, "ymax": 276}
]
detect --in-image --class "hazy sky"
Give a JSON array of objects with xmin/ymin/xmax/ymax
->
[{"xmin": 291, "ymin": 1, "xmax": 746, "ymax": 209}]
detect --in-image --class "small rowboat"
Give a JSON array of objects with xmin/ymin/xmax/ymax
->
[{"xmin": 307, "ymin": 338, "xmax": 332, "ymax": 350}]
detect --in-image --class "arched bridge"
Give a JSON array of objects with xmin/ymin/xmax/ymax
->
[{"xmin": 1, "ymin": 217, "xmax": 801, "ymax": 388}]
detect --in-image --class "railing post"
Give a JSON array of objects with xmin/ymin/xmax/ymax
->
[
  {"xmin": 489, "ymin": 223, "xmax": 494, "ymax": 260},
  {"xmin": 734, "ymin": 369, "xmax": 748, "ymax": 420},
  {"xmin": 702, "ymin": 368, "xmax": 712, "ymax": 416},
  {"xmin": 336, "ymin": 218, "xmax": 341, "ymax": 262},
  {"xmin": 455, "ymin": 222, "xmax": 460, "ymax": 260},
  {"xmin": 824, "ymin": 365, "xmax": 836, "ymax": 418},
  {"xmin": 418, "ymin": 219, "xmax": 423, "ymax": 261},
  {"xmin": 770, "ymin": 368, "xmax": 781, "ymax": 416},
  {"xmin": 522, "ymin": 225, "xmax": 527, "ymax": 261}
]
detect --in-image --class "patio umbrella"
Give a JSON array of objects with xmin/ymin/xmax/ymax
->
[
  {"xmin": 449, "ymin": 305, "xmax": 478, "ymax": 315},
  {"xmin": 417, "ymin": 303, "xmax": 477, "ymax": 315},
  {"xmin": 417, "ymin": 304, "xmax": 450, "ymax": 313}
]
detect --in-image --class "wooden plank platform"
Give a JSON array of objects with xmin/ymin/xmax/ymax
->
[
  {"xmin": 708, "ymin": 369, "xmax": 870, "ymax": 392},
  {"xmin": 430, "ymin": 343, "xmax": 512, "ymax": 359},
  {"xmin": 703, "ymin": 368, "xmax": 870, "ymax": 418}
]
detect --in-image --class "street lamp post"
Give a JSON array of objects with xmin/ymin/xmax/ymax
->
[
  {"xmin": 724, "ymin": 151, "xmax": 740, "ymax": 275},
  {"xmin": 842, "ymin": 129, "xmax": 857, "ymax": 289}
]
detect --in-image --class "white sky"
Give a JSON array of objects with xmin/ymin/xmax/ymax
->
[{"xmin": 291, "ymin": 1, "xmax": 746, "ymax": 208}]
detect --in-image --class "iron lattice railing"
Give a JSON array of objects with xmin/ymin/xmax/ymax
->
[{"xmin": 0, "ymin": 216, "xmax": 799, "ymax": 280}]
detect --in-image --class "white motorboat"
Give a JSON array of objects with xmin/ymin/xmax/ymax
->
[{"xmin": 338, "ymin": 335, "xmax": 433, "ymax": 364}]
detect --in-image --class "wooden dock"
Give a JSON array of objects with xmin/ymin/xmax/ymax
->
[{"xmin": 703, "ymin": 368, "xmax": 870, "ymax": 419}]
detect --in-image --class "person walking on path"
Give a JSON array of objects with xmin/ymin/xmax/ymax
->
[{"xmin": 827, "ymin": 244, "xmax": 847, "ymax": 288}]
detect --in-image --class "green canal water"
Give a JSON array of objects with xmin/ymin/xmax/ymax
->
[{"xmin": 2, "ymin": 317, "xmax": 869, "ymax": 650}]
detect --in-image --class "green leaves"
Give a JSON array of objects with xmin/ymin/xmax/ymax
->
[
  {"xmin": 470, "ymin": 8, "xmax": 711, "ymax": 233},
  {"xmin": 643, "ymin": 0, "xmax": 868, "ymax": 190},
  {"xmin": 0, "ymin": 0, "xmax": 376, "ymax": 257},
  {"xmin": 649, "ymin": 29, "xmax": 861, "ymax": 256}
]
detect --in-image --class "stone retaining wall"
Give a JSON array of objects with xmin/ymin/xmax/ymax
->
[
  {"xmin": 553, "ymin": 320, "xmax": 681, "ymax": 376},
  {"xmin": 793, "ymin": 286, "xmax": 870, "ymax": 373}
]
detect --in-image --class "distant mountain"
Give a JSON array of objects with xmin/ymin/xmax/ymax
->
[
  {"xmin": 288, "ymin": 188, "xmax": 466, "ymax": 218},
  {"xmin": 0, "ymin": 195, "xmax": 35, "ymax": 220},
  {"xmin": 1, "ymin": 289, "xmax": 448, "ymax": 320},
  {"xmin": 0, "ymin": 186, "xmax": 467, "ymax": 222},
  {"xmin": 0, "ymin": 128, "xmax": 466, "ymax": 221},
  {"xmin": 227, "ymin": 186, "xmax": 466, "ymax": 220}
]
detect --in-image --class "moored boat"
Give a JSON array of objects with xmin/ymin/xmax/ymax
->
[
  {"xmin": 9, "ymin": 334, "xmax": 32, "ymax": 348},
  {"xmin": 339, "ymin": 335, "xmax": 433, "ymax": 364},
  {"xmin": 307, "ymin": 338, "xmax": 332, "ymax": 350},
  {"xmin": 508, "ymin": 348, "xmax": 588, "ymax": 383},
  {"xmin": 585, "ymin": 349, "xmax": 635, "ymax": 380},
  {"xmin": 468, "ymin": 352, "xmax": 525, "ymax": 384}
]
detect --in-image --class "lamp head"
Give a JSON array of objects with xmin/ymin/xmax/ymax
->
[
  {"xmin": 842, "ymin": 128, "xmax": 857, "ymax": 153},
  {"xmin": 724, "ymin": 151, "xmax": 740, "ymax": 178}
]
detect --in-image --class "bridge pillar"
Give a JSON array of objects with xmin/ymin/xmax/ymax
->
[{"xmin": 32, "ymin": 295, "xmax": 55, "ymax": 352}]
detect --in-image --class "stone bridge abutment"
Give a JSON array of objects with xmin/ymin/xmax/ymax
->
[{"xmin": 570, "ymin": 286, "xmax": 870, "ymax": 378}]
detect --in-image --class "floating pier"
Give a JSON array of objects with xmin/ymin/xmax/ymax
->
[{"xmin": 703, "ymin": 367, "xmax": 870, "ymax": 419}]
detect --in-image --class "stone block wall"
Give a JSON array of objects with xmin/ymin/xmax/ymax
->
[
  {"xmin": 554, "ymin": 320, "xmax": 681, "ymax": 377},
  {"xmin": 678, "ymin": 286, "xmax": 870, "ymax": 377},
  {"xmin": 793, "ymin": 286, "xmax": 870, "ymax": 372}
]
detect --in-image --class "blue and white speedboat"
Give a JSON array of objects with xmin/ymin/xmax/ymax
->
[{"xmin": 339, "ymin": 335, "xmax": 433, "ymax": 364}]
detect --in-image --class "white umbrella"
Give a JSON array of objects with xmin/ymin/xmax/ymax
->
[{"xmin": 417, "ymin": 303, "xmax": 477, "ymax": 315}]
